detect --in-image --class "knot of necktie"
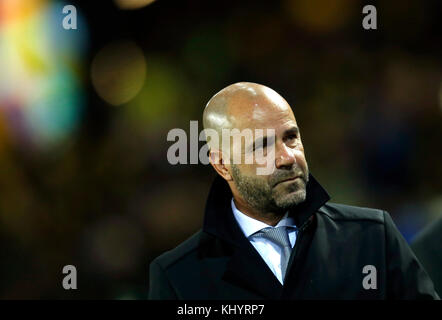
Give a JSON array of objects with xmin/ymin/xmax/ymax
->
[
  {"xmin": 251, "ymin": 226, "xmax": 292, "ymax": 248},
  {"xmin": 251, "ymin": 226, "xmax": 297, "ymax": 282}
]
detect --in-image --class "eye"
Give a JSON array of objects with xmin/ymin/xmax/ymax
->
[
  {"xmin": 253, "ymin": 137, "xmax": 268, "ymax": 151},
  {"xmin": 286, "ymin": 134, "xmax": 298, "ymax": 141}
]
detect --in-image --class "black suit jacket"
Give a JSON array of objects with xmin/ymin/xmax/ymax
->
[
  {"xmin": 411, "ymin": 218, "xmax": 442, "ymax": 296},
  {"xmin": 148, "ymin": 174, "xmax": 439, "ymax": 299}
]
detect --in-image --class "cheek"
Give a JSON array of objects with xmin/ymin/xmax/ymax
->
[
  {"xmin": 238, "ymin": 163, "xmax": 272, "ymax": 182},
  {"xmin": 235, "ymin": 163, "xmax": 255, "ymax": 176}
]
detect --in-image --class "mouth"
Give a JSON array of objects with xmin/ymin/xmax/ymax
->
[{"xmin": 275, "ymin": 175, "xmax": 301, "ymax": 186}]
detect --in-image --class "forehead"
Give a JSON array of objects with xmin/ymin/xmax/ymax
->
[{"xmin": 227, "ymin": 89, "xmax": 297, "ymax": 133}]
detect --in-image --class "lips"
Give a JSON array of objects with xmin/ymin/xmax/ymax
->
[{"xmin": 275, "ymin": 175, "xmax": 301, "ymax": 186}]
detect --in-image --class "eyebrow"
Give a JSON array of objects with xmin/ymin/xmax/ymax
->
[
  {"xmin": 284, "ymin": 126, "xmax": 299, "ymax": 136},
  {"xmin": 248, "ymin": 126, "xmax": 300, "ymax": 151}
]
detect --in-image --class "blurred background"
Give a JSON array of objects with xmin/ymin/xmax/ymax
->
[{"xmin": 0, "ymin": 0, "xmax": 441, "ymax": 299}]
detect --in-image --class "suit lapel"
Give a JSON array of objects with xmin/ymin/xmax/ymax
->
[
  {"xmin": 222, "ymin": 238, "xmax": 283, "ymax": 299},
  {"xmin": 202, "ymin": 173, "xmax": 330, "ymax": 299}
]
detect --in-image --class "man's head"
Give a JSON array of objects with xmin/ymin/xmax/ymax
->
[{"xmin": 203, "ymin": 82, "xmax": 309, "ymax": 217}]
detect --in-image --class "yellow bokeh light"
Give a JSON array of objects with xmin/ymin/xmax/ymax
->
[
  {"xmin": 284, "ymin": 0, "xmax": 356, "ymax": 34},
  {"xmin": 0, "ymin": 0, "xmax": 45, "ymax": 25},
  {"xmin": 91, "ymin": 41, "xmax": 146, "ymax": 106},
  {"xmin": 113, "ymin": 0, "xmax": 156, "ymax": 10}
]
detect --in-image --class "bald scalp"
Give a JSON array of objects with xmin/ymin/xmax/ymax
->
[{"xmin": 202, "ymin": 82, "xmax": 289, "ymax": 152}]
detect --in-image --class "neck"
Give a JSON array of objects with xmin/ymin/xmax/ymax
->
[{"xmin": 232, "ymin": 197, "xmax": 284, "ymax": 227}]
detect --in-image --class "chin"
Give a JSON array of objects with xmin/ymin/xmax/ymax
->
[{"xmin": 275, "ymin": 189, "xmax": 307, "ymax": 210}]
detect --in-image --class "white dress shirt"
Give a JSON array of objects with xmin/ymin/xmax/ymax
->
[{"xmin": 231, "ymin": 198, "xmax": 298, "ymax": 284}]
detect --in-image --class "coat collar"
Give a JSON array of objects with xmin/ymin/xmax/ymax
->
[
  {"xmin": 201, "ymin": 173, "xmax": 331, "ymax": 299},
  {"xmin": 203, "ymin": 173, "xmax": 331, "ymax": 244}
]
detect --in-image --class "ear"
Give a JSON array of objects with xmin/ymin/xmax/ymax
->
[{"xmin": 209, "ymin": 149, "xmax": 232, "ymax": 181}]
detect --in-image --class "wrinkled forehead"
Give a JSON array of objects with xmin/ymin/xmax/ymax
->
[{"xmin": 226, "ymin": 88, "xmax": 297, "ymax": 131}]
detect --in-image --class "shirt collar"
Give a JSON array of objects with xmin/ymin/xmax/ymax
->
[
  {"xmin": 231, "ymin": 198, "xmax": 296, "ymax": 238},
  {"xmin": 202, "ymin": 173, "xmax": 331, "ymax": 248}
]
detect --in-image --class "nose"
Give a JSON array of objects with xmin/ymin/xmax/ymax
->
[{"xmin": 275, "ymin": 143, "xmax": 296, "ymax": 169}]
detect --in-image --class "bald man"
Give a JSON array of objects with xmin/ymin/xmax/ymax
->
[{"xmin": 148, "ymin": 82, "xmax": 439, "ymax": 300}]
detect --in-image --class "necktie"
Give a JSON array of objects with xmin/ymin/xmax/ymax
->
[{"xmin": 252, "ymin": 226, "xmax": 295, "ymax": 282}]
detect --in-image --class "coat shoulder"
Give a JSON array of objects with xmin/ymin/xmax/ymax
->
[
  {"xmin": 151, "ymin": 230, "xmax": 206, "ymax": 270},
  {"xmin": 318, "ymin": 202, "xmax": 385, "ymax": 224}
]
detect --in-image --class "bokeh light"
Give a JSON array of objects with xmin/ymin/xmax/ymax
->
[
  {"xmin": 124, "ymin": 56, "xmax": 195, "ymax": 128},
  {"xmin": 91, "ymin": 41, "xmax": 146, "ymax": 106},
  {"xmin": 114, "ymin": 0, "xmax": 157, "ymax": 10},
  {"xmin": 0, "ymin": 0, "xmax": 88, "ymax": 151},
  {"xmin": 284, "ymin": 0, "xmax": 356, "ymax": 34}
]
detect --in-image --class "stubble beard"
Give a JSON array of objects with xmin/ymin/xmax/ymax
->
[{"xmin": 231, "ymin": 163, "xmax": 309, "ymax": 216}]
